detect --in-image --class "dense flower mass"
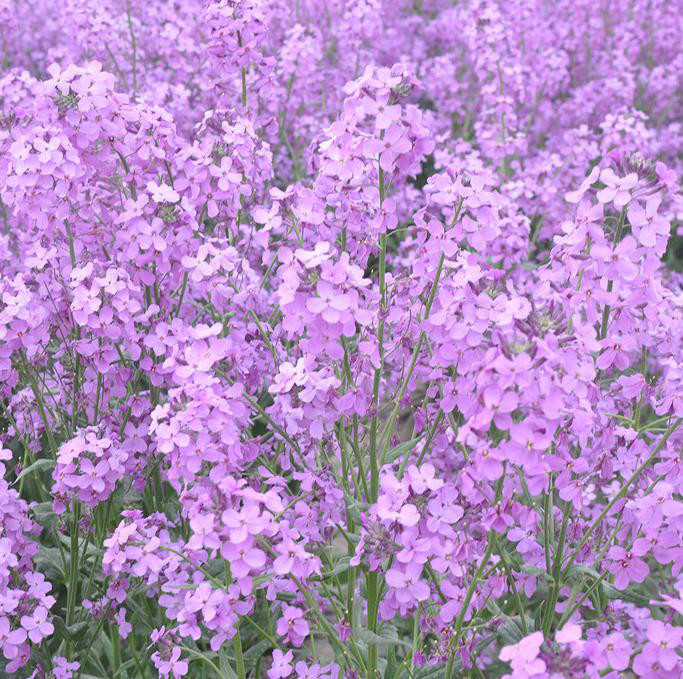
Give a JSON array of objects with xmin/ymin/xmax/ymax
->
[{"xmin": 1, "ymin": 0, "xmax": 683, "ymax": 677}]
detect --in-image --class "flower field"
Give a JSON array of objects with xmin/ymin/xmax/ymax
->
[{"xmin": 1, "ymin": 1, "xmax": 683, "ymax": 677}]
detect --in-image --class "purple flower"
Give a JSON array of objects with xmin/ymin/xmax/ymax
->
[
  {"xmin": 276, "ymin": 606, "xmax": 309, "ymax": 647},
  {"xmin": 565, "ymin": 166, "xmax": 600, "ymax": 203},
  {"xmin": 608, "ymin": 546, "xmax": 649, "ymax": 590},
  {"xmin": 385, "ymin": 563, "xmax": 430, "ymax": 604},
  {"xmin": 53, "ymin": 656, "xmax": 80, "ymax": 679},
  {"xmin": 154, "ymin": 646, "xmax": 188, "ymax": 678},
  {"xmin": 268, "ymin": 649, "xmax": 294, "ymax": 679},
  {"xmin": 644, "ymin": 620, "xmax": 682, "ymax": 671},
  {"xmin": 365, "ymin": 124, "xmax": 412, "ymax": 172},
  {"xmin": 0, "ymin": 617, "xmax": 27, "ymax": 660},
  {"xmin": 19, "ymin": 605, "xmax": 53, "ymax": 643},
  {"xmin": 599, "ymin": 632, "xmax": 631, "ymax": 671},
  {"xmin": 596, "ymin": 168, "xmax": 638, "ymax": 207},
  {"xmin": 628, "ymin": 195, "xmax": 670, "ymax": 248},
  {"xmin": 500, "ymin": 632, "xmax": 546, "ymax": 677}
]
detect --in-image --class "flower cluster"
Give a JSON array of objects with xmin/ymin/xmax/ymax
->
[{"xmin": 52, "ymin": 426, "xmax": 128, "ymax": 512}]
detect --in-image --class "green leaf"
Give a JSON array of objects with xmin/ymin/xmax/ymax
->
[
  {"xmin": 253, "ymin": 573, "xmax": 274, "ymax": 587},
  {"xmin": 356, "ymin": 626, "xmax": 412, "ymax": 649},
  {"xmin": 386, "ymin": 436, "xmax": 424, "ymax": 465},
  {"xmin": 34, "ymin": 545, "xmax": 66, "ymax": 581},
  {"xmin": 497, "ymin": 617, "xmax": 524, "ymax": 646},
  {"xmin": 520, "ymin": 563, "xmax": 554, "ymax": 583},
  {"xmin": 413, "ymin": 664, "xmax": 448, "ymax": 678},
  {"xmin": 243, "ymin": 639, "xmax": 272, "ymax": 672},
  {"xmin": 565, "ymin": 564, "xmax": 600, "ymax": 582},
  {"xmin": 31, "ymin": 501, "xmax": 60, "ymax": 529},
  {"xmin": 13, "ymin": 458, "xmax": 54, "ymax": 484},
  {"xmin": 384, "ymin": 645, "xmax": 398, "ymax": 679},
  {"xmin": 602, "ymin": 583, "xmax": 650, "ymax": 607},
  {"xmin": 218, "ymin": 647, "xmax": 239, "ymax": 679},
  {"xmin": 474, "ymin": 633, "xmax": 498, "ymax": 657},
  {"xmin": 320, "ymin": 555, "xmax": 352, "ymax": 580},
  {"xmin": 51, "ymin": 615, "xmax": 90, "ymax": 648}
]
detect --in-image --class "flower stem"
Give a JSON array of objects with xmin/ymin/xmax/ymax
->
[
  {"xmin": 562, "ymin": 417, "xmax": 682, "ymax": 576},
  {"xmin": 237, "ymin": 31, "xmax": 247, "ymax": 107}
]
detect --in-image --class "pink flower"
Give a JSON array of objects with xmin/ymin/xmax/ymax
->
[
  {"xmin": 221, "ymin": 504, "xmax": 266, "ymax": 543},
  {"xmin": 294, "ymin": 661, "xmax": 339, "ymax": 678},
  {"xmin": 395, "ymin": 532, "xmax": 431, "ymax": 565},
  {"xmin": 268, "ymin": 649, "xmax": 294, "ymax": 679},
  {"xmin": 475, "ymin": 445, "xmax": 506, "ymax": 481},
  {"xmin": 500, "ymin": 632, "xmax": 546, "ymax": 677},
  {"xmin": 632, "ymin": 648, "xmax": 679, "ymax": 678},
  {"xmin": 644, "ymin": 619, "xmax": 682, "ymax": 671},
  {"xmin": 596, "ymin": 335, "xmax": 636, "ymax": 371},
  {"xmin": 555, "ymin": 622, "xmax": 581, "ymax": 644},
  {"xmin": 627, "ymin": 194, "xmax": 669, "ymax": 248},
  {"xmin": 306, "ymin": 280, "xmax": 352, "ymax": 324},
  {"xmin": 220, "ymin": 542, "xmax": 266, "ymax": 578},
  {"xmin": 366, "ymin": 124, "xmax": 412, "ymax": 172},
  {"xmin": 565, "ymin": 166, "xmax": 600, "ymax": 203},
  {"xmin": 19, "ymin": 606, "xmax": 53, "ymax": 643},
  {"xmin": 367, "ymin": 94, "xmax": 402, "ymax": 130},
  {"xmin": 147, "ymin": 181, "xmax": 180, "ymax": 204},
  {"xmin": 52, "ymin": 656, "xmax": 80, "ymax": 679},
  {"xmin": 209, "ymin": 157, "xmax": 242, "ymax": 191},
  {"xmin": 596, "ymin": 168, "xmax": 638, "ymax": 207},
  {"xmin": 0, "ymin": 617, "xmax": 27, "ymax": 661},
  {"xmin": 385, "ymin": 562, "xmax": 430, "ymax": 604},
  {"xmin": 155, "ymin": 647, "xmax": 188, "ymax": 678},
  {"xmin": 599, "ymin": 632, "xmax": 631, "ymax": 671},
  {"xmin": 405, "ymin": 463, "xmax": 443, "ymax": 493},
  {"xmin": 507, "ymin": 516, "xmax": 540, "ymax": 555},
  {"xmin": 276, "ymin": 606, "xmax": 309, "ymax": 647},
  {"xmin": 608, "ymin": 545, "xmax": 649, "ymax": 590},
  {"xmin": 592, "ymin": 234, "xmax": 640, "ymax": 280}
]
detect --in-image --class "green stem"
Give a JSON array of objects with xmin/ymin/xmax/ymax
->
[
  {"xmin": 222, "ymin": 561, "xmax": 246, "ymax": 679},
  {"xmin": 567, "ymin": 235, "xmax": 591, "ymax": 334},
  {"xmin": 400, "ymin": 410, "xmax": 444, "ymax": 477},
  {"xmin": 494, "ymin": 536, "xmax": 528, "ymax": 635},
  {"xmin": 110, "ymin": 623, "xmax": 122, "ymax": 677},
  {"xmin": 377, "ymin": 197, "xmax": 463, "ymax": 467},
  {"xmin": 174, "ymin": 273, "xmax": 189, "ymax": 317},
  {"xmin": 377, "ymin": 250, "xmax": 445, "ymax": 466},
  {"xmin": 130, "ymin": 639, "xmax": 148, "ymax": 678},
  {"xmin": 497, "ymin": 62, "xmax": 509, "ymax": 177},
  {"xmin": 75, "ymin": 601, "xmax": 114, "ymax": 678},
  {"xmin": 562, "ymin": 417, "xmax": 682, "ymax": 576},
  {"xmin": 366, "ymin": 571, "xmax": 379, "ymax": 679},
  {"xmin": 93, "ymin": 370, "xmax": 103, "ymax": 424},
  {"xmin": 20, "ymin": 352, "xmax": 58, "ymax": 456},
  {"xmin": 237, "ymin": 31, "xmax": 247, "ymax": 107},
  {"xmin": 126, "ymin": 0, "xmax": 138, "ymax": 94},
  {"xmin": 448, "ymin": 476, "xmax": 504, "ymax": 676},
  {"xmin": 66, "ymin": 502, "xmax": 81, "ymax": 658},
  {"xmin": 558, "ymin": 518, "xmax": 621, "ymax": 628},
  {"xmin": 598, "ymin": 208, "xmax": 626, "ymax": 341},
  {"xmin": 543, "ymin": 475, "xmax": 554, "ymax": 575},
  {"xmin": 542, "ymin": 502, "xmax": 570, "ymax": 636},
  {"xmin": 448, "ymin": 531, "xmax": 495, "ymax": 672},
  {"xmin": 177, "ymin": 645, "xmax": 223, "ymax": 678},
  {"xmin": 367, "ymin": 151, "xmax": 389, "ymax": 513},
  {"xmin": 366, "ymin": 160, "xmax": 389, "ymax": 679},
  {"xmin": 250, "ymin": 310, "xmax": 278, "ymax": 364},
  {"xmin": 410, "ymin": 604, "xmax": 421, "ymax": 673}
]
